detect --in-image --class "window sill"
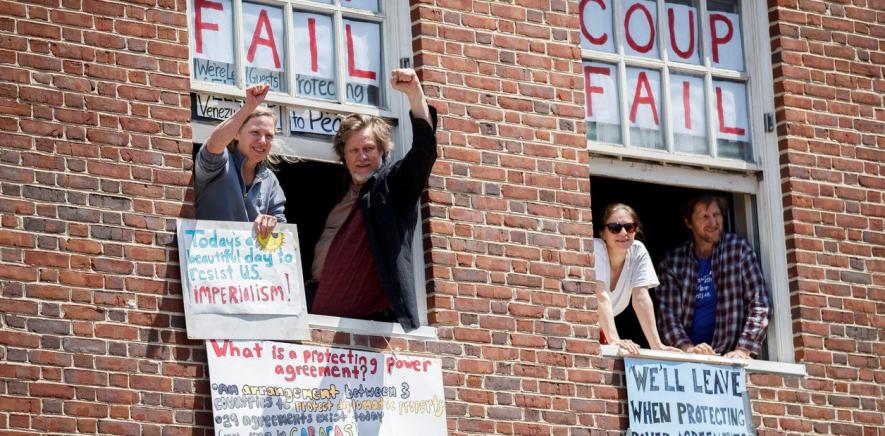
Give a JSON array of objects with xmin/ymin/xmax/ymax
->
[
  {"xmin": 308, "ymin": 314, "xmax": 438, "ymax": 340},
  {"xmin": 599, "ymin": 345, "xmax": 807, "ymax": 377}
]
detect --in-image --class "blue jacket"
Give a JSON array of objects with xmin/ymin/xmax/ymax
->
[{"xmin": 194, "ymin": 146, "xmax": 286, "ymax": 223}]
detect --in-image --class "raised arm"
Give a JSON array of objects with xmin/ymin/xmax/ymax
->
[{"xmin": 203, "ymin": 84, "xmax": 270, "ymax": 155}]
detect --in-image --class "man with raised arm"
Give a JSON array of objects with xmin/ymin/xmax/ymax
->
[{"xmin": 308, "ymin": 68, "xmax": 436, "ymax": 330}]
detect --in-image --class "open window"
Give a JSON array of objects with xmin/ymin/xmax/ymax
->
[
  {"xmin": 187, "ymin": 0, "xmax": 435, "ymax": 337},
  {"xmin": 591, "ymin": 176, "xmax": 771, "ymax": 359},
  {"xmin": 582, "ymin": 0, "xmax": 794, "ymax": 362}
]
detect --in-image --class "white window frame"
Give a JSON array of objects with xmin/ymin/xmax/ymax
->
[
  {"xmin": 187, "ymin": 0, "xmax": 437, "ymax": 339},
  {"xmin": 586, "ymin": 1, "xmax": 795, "ymax": 364}
]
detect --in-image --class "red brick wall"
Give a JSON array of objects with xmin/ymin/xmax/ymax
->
[
  {"xmin": 764, "ymin": 0, "xmax": 884, "ymax": 433},
  {"xmin": 0, "ymin": 0, "xmax": 882, "ymax": 434},
  {"xmin": 0, "ymin": 0, "xmax": 202, "ymax": 433}
]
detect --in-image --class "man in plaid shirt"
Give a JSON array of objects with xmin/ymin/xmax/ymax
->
[{"xmin": 656, "ymin": 194, "xmax": 770, "ymax": 359}]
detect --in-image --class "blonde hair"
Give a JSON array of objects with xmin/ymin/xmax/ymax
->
[
  {"xmin": 332, "ymin": 114, "xmax": 393, "ymax": 163},
  {"xmin": 227, "ymin": 106, "xmax": 285, "ymax": 169}
]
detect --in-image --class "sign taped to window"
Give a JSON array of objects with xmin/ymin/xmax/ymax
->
[
  {"xmin": 176, "ymin": 219, "xmax": 309, "ymax": 340},
  {"xmin": 343, "ymin": 19, "xmax": 381, "ymax": 105},
  {"xmin": 191, "ymin": 0, "xmax": 235, "ymax": 85},
  {"xmin": 243, "ymin": 2, "xmax": 286, "ymax": 92},
  {"xmin": 294, "ymin": 12, "xmax": 336, "ymax": 101},
  {"xmin": 579, "ymin": 1, "xmax": 744, "ymax": 72},
  {"xmin": 290, "ymin": 108, "xmax": 341, "ymax": 136},
  {"xmin": 624, "ymin": 357, "xmax": 755, "ymax": 436},
  {"xmin": 207, "ymin": 340, "xmax": 447, "ymax": 435},
  {"xmin": 191, "ymin": 93, "xmax": 283, "ymax": 131}
]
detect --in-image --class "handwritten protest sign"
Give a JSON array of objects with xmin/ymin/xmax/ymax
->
[
  {"xmin": 290, "ymin": 108, "xmax": 341, "ymax": 136},
  {"xmin": 177, "ymin": 219, "xmax": 309, "ymax": 340},
  {"xmin": 207, "ymin": 340, "xmax": 447, "ymax": 435},
  {"xmin": 625, "ymin": 357, "xmax": 754, "ymax": 436},
  {"xmin": 579, "ymin": 0, "xmax": 749, "ymax": 147},
  {"xmin": 191, "ymin": 94, "xmax": 284, "ymax": 133}
]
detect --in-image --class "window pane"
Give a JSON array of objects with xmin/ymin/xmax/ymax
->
[
  {"xmin": 243, "ymin": 3, "xmax": 287, "ymax": 93},
  {"xmin": 665, "ymin": 0, "xmax": 701, "ymax": 65},
  {"xmin": 293, "ymin": 12, "xmax": 336, "ymax": 102},
  {"xmin": 580, "ymin": 0, "xmax": 615, "ymax": 53},
  {"xmin": 670, "ymin": 73, "xmax": 707, "ymax": 154},
  {"xmin": 583, "ymin": 61, "xmax": 621, "ymax": 144},
  {"xmin": 707, "ymin": 1, "xmax": 744, "ymax": 71},
  {"xmin": 343, "ymin": 0, "xmax": 379, "ymax": 12},
  {"xmin": 626, "ymin": 67, "xmax": 663, "ymax": 149},
  {"xmin": 190, "ymin": 0, "xmax": 235, "ymax": 85},
  {"xmin": 621, "ymin": 0, "xmax": 659, "ymax": 60},
  {"xmin": 713, "ymin": 80, "xmax": 751, "ymax": 161},
  {"xmin": 343, "ymin": 19, "xmax": 382, "ymax": 106}
]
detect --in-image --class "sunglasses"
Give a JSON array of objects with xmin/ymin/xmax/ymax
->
[{"xmin": 604, "ymin": 223, "xmax": 636, "ymax": 234}]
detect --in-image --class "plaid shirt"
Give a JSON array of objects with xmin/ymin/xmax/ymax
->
[{"xmin": 656, "ymin": 233, "xmax": 770, "ymax": 355}]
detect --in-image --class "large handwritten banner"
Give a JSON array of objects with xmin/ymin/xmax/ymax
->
[
  {"xmin": 207, "ymin": 340, "xmax": 447, "ymax": 435},
  {"xmin": 625, "ymin": 358, "xmax": 755, "ymax": 436},
  {"xmin": 177, "ymin": 219, "xmax": 309, "ymax": 340}
]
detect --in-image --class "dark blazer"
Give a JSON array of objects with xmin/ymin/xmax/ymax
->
[{"xmin": 358, "ymin": 106, "xmax": 438, "ymax": 330}]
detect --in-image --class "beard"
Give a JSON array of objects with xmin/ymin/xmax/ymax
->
[
  {"xmin": 350, "ymin": 171, "xmax": 371, "ymax": 185},
  {"xmin": 697, "ymin": 228, "xmax": 722, "ymax": 245}
]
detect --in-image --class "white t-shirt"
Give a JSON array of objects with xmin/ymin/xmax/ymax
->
[{"xmin": 592, "ymin": 238, "xmax": 660, "ymax": 316}]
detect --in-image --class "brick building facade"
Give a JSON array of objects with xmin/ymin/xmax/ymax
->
[{"xmin": 0, "ymin": 0, "xmax": 881, "ymax": 434}]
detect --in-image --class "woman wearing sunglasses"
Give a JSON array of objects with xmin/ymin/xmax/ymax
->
[{"xmin": 594, "ymin": 203, "xmax": 680, "ymax": 355}]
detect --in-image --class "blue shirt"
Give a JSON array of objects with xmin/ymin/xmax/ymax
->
[{"xmin": 688, "ymin": 256, "xmax": 717, "ymax": 345}]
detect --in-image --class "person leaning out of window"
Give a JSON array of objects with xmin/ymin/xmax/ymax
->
[
  {"xmin": 593, "ymin": 203, "xmax": 681, "ymax": 355},
  {"xmin": 656, "ymin": 194, "xmax": 770, "ymax": 360},
  {"xmin": 194, "ymin": 84, "xmax": 285, "ymax": 238}
]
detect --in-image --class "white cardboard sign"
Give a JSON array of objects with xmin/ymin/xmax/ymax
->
[
  {"xmin": 343, "ymin": 19, "xmax": 380, "ymax": 86},
  {"xmin": 666, "ymin": 3, "xmax": 700, "ymax": 65},
  {"xmin": 191, "ymin": 0, "xmax": 234, "ymax": 63},
  {"xmin": 207, "ymin": 340, "xmax": 447, "ymax": 435},
  {"xmin": 669, "ymin": 74, "xmax": 706, "ymax": 137},
  {"xmin": 583, "ymin": 61, "xmax": 619, "ymax": 124},
  {"xmin": 626, "ymin": 67, "xmax": 661, "ymax": 129},
  {"xmin": 176, "ymin": 219, "xmax": 309, "ymax": 340},
  {"xmin": 625, "ymin": 358, "xmax": 755, "ymax": 435},
  {"xmin": 579, "ymin": 0, "xmax": 615, "ymax": 53},
  {"xmin": 714, "ymin": 80, "xmax": 750, "ymax": 142},
  {"xmin": 621, "ymin": 0, "xmax": 659, "ymax": 59},
  {"xmin": 708, "ymin": 11, "xmax": 744, "ymax": 71},
  {"xmin": 290, "ymin": 108, "xmax": 341, "ymax": 136},
  {"xmin": 242, "ymin": 3, "xmax": 285, "ymax": 72}
]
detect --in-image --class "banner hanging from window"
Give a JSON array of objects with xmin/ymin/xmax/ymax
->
[
  {"xmin": 625, "ymin": 357, "xmax": 755, "ymax": 435},
  {"xmin": 207, "ymin": 340, "xmax": 447, "ymax": 435}
]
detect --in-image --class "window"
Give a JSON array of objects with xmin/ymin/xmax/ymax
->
[
  {"xmin": 187, "ymin": 0, "xmax": 435, "ymax": 337},
  {"xmin": 581, "ymin": 0, "xmax": 794, "ymax": 363},
  {"xmin": 580, "ymin": 0, "xmax": 757, "ymax": 168},
  {"xmin": 188, "ymin": 0, "xmax": 412, "ymax": 161}
]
